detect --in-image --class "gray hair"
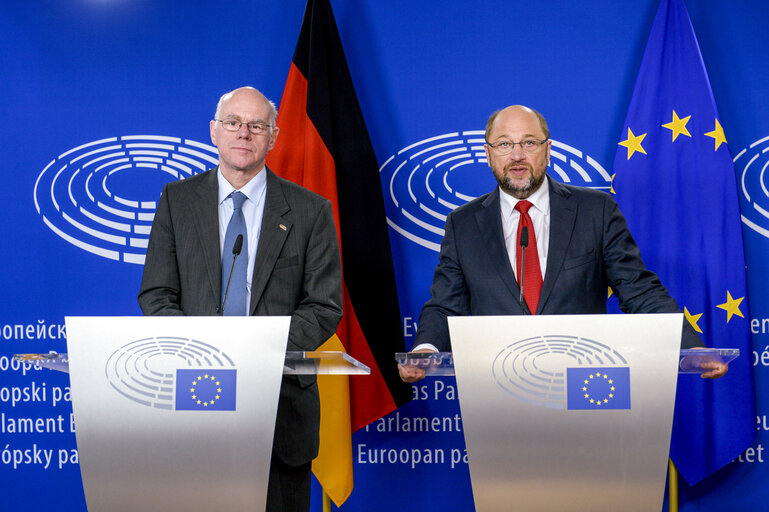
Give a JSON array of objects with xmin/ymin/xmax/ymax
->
[{"xmin": 214, "ymin": 86, "xmax": 278, "ymax": 125}]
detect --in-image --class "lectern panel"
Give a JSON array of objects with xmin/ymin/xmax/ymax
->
[{"xmin": 449, "ymin": 314, "xmax": 682, "ymax": 512}]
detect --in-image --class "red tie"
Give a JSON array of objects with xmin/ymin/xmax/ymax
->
[{"xmin": 515, "ymin": 200, "xmax": 543, "ymax": 314}]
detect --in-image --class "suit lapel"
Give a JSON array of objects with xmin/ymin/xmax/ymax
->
[
  {"xmin": 190, "ymin": 169, "xmax": 222, "ymax": 304},
  {"xmin": 538, "ymin": 177, "xmax": 576, "ymax": 313},
  {"xmin": 475, "ymin": 189, "xmax": 521, "ymax": 306},
  {"xmin": 250, "ymin": 169, "xmax": 291, "ymax": 314}
]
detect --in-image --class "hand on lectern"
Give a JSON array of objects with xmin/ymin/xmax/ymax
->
[
  {"xmin": 398, "ymin": 348, "xmax": 437, "ymax": 383},
  {"xmin": 689, "ymin": 347, "xmax": 729, "ymax": 379}
]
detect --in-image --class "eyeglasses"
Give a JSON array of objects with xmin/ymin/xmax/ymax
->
[
  {"xmin": 485, "ymin": 138, "xmax": 549, "ymax": 155},
  {"xmin": 215, "ymin": 118, "xmax": 273, "ymax": 135}
]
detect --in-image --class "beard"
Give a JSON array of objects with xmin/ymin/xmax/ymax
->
[{"xmin": 494, "ymin": 163, "xmax": 547, "ymax": 199}]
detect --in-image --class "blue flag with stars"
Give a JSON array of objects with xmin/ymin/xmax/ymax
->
[
  {"xmin": 612, "ymin": 0, "xmax": 755, "ymax": 484},
  {"xmin": 175, "ymin": 369, "xmax": 237, "ymax": 411},
  {"xmin": 566, "ymin": 367, "xmax": 631, "ymax": 410}
]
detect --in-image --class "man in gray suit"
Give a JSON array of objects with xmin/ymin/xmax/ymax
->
[
  {"xmin": 399, "ymin": 105, "xmax": 727, "ymax": 382},
  {"xmin": 139, "ymin": 86, "xmax": 343, "ymax": 512}
]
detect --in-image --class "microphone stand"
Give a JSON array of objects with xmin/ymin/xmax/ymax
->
[
  {"xmin": 519, "ymin": 226, "xmax": 528, "ymax": 315},
  {"xmin": 217, "ymin": 234, "xmax": 243, "ymax": 315}
]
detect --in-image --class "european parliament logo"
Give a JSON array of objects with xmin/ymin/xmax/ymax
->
[
  {"xmin": 105, "ymin": 336, "xmax": 237, "ymax": 410},
  {"xmin": 566, "ymin": 367, "xmax": 631, "ymax": 410},
  {"xmin": 34, "ymin": 135, "xmax": 218, "ymax": 264},
  {"xmin": 175, "ymin": 369, "xmax": 237, "ymax": 411},
  {"xmin": 380, "ymin": 131, "xmax": 610, "ymax": 252},
  {"xmin": 492, "ymin": 334, "xmax": 631, "ymax": 411},
  {"xmin": 734, "ymin": 135, "xmax": 769, "ymax": 240}
]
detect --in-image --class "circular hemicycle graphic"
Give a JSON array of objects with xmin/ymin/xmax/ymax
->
[
  {"xmin": 34, "ymin": 135, "xmax": 218, "ymax": 264},
  {"xmin": 734, "ymin": 135, "xmax": 769, "ymax": 239}
]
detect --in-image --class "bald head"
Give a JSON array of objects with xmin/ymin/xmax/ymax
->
[
  {"xmin": 485, "ymin": 105, "xmax": 549, "ymax": 142},
  {"xmin": 215, "ymin": 86, "xmax": 278, "ymax": 125}
]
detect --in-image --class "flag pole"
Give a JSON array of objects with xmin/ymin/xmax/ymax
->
[
  {"xmin": 323, "ymin": 488, "xmax": 332, "ymax": 512},
  {"xmin": 668, "ymin": 458, "xmax": 678, "ymax": 512}
]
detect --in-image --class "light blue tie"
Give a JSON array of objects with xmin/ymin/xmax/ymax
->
[{"xmin": 221, "ymin": 191, "xmax": 248, "ymax": 315}]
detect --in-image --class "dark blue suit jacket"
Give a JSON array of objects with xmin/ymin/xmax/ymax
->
[{"xmin": 415, "ymin": 176, "xmax": 702, "ymax": 350}]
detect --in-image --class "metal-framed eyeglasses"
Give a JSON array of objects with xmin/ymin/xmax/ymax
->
[
  {"xmin": 485, "ymin": 138, "xmax": 549, "ymax": 155},
  {"xmin": 215, "ymin": 118, "xmax": 274, "ymax": 135}
]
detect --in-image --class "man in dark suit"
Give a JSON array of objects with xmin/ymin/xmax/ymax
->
[
  {"xmin": 138, "ymin": 86, "xmax": 343, "ymax": 511},
  {"xmin": 399, "ymin": 105, "xmax": 726, "ymax": 382}
]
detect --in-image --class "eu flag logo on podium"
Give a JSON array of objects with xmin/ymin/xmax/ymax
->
[
  {"xmin": 175, "ymin": 369, "xmax": 237, "ymax": 411},
  {"xmin": 566, "ymin": 367, "xmax": 630, "ymax": 410}
]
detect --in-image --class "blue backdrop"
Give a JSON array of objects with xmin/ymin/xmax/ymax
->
[{"xmin": 2, "ymin": 1, "xmax": 768, "ymax": 510}]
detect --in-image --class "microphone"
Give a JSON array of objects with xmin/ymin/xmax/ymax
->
[
  {"xmin": 519, "ymin": 226, "xmax": 528, "ymax": 314},
  {"xmin": 217, "ymin": 234, "xmax": 244, "ymax": 315}
]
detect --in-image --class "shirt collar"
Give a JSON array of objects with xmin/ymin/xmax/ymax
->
[
  {"xmin": 217, "ymin": 167, "xmax": 267, "ymax": 205},
  {"xmin": 498, "ymin": 175, "xmax": 550, "ymax": 219}
]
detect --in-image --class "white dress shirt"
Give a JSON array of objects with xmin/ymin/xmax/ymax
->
[
  {"xmin": 499, "ymin": 178, "xmax": 550, "ymax": 281},
  {"xmin": 217, "ymin": 168, "xmax": 268, "ymax": 312}
]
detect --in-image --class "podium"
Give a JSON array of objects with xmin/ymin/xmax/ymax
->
[
  {"xmin": 396, "ymin": 314, "xmax": 738, "ymax": 512},
  {"xmin": 15, "ymin": 316, "xmax": 369, "ymax": 512}
]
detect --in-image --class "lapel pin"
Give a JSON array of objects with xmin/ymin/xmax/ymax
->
[{"xmin": 279, "ymin": 224, "xmax": 287, "ymax": 231}]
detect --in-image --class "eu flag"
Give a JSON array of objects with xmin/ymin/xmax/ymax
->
[
  {"xmin": 175, "ymin": 369, "xmax": 237, "ymax": 411},
  {"xmin": 566, "ymin": 367, "xmax": 631, "ymax": 410},
  {"xmin": 612, "ymin": 0, "xmax": 755, "ymax": 483}
]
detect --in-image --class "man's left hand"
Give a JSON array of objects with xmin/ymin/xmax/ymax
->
[{"xmin": 700, "ymin": 360, "xmax": 728, "ymax": 379}]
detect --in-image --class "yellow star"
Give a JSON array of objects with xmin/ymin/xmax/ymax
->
[
  {"xmin": 704, "ymin": 119, "xmax": 727, "ymax": 150},
  {"xmin": 608, "ymin": 287, "xmax": 613, "ymax": 299},
  {"xmin": 191, "ymin": 394, "xmax": 196, "ymax": 399},
  {"xmin": 684, "ymin": 306, "xmax": 703, "ymax": 334},
  {"xmin": 716, "ymin": 291, "xmax": 745, "ymax": 323},
  {"xmin": 603, "ymin": 399, "xmax": 608, "ymax": 404},
  {"xmin": 610, "ymin": 174, "xmax": 616, "ymax": 195},
  {"xmin": 609, "ymin": 393, "xmax": 614, "ymax": 398},
  {"xmin": 618, "ymin": 128, "xmax": 647, "ymax": 159},
  {"xmin": 661, "ymin": 111, "xmax": 692, "ymax": 141}
]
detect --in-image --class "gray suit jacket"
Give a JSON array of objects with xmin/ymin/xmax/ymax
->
[
  {"xmin": 415, "ymin": 176, "xmax": 702, "ymax": 351},
  {"xmin": 138, "ymin": 167, "xmax": 343, "ymax": 466}
]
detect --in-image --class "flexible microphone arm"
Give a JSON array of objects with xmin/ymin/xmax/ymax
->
[
  {"xmin": 217, "ymin": 234, "xmax": 244, "ymax": 315},
  {"xmin": 519, "ymin": 226, "xmax": 528, "ymax": 314}
]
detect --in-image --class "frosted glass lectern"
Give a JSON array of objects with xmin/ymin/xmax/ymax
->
[
  {"xmin": 17, "ymin": 316, "xmax": 369, "ymax": 512},
  {"xmin": 396, "ymin": 314, "xmax": 738, "ymax": 512}
]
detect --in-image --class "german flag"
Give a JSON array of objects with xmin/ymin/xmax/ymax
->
[{"xmin": 266, "ymin": 0, "xmax": 412, "ymax": 505}]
